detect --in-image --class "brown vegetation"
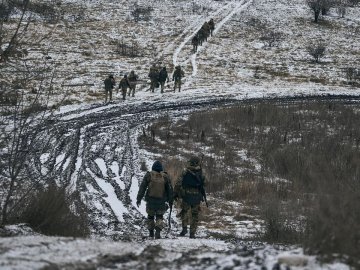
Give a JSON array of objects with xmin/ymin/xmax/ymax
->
[{"xmin": 139, "ymin": 99, "xmax": 360, "ymax": 266}]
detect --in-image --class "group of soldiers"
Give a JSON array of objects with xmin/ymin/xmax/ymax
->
[
  {"xmin": 103, "ymin": 19, "xmax": 216, "ymax": 103},
  {"xmin": 103, "ymin": 65, "xmax": 185, "ymax": 103},
  {"xmin": 136, "ymin": 156, "xmax": 207, "ymax": 239},
  {"xmin": 103, "ymin": 70, "xmax": 139, "ymax": 103},
  {"xmin": 192, "ymin": 18, "xmax": 215, "ymax": 53}
]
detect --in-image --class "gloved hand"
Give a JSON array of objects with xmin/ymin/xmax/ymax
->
[{"xmin": 136, "ymin": 201, "xmax": 141, "ymax": 207}]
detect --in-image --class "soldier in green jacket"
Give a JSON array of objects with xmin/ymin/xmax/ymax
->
[
  {"xmin": 137, "ymin": 161, "xmax": 173, "ymax": 239},
  {"xmin": 174, "ymin": 156, "xmax": 206, "ymax": 239}
]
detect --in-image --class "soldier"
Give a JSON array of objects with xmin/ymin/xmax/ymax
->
[
  {"xmin": 128, "ymin": 70, "xmax": 139, "ymax": 97},
  {"xmin": 202, "ymin": 21, "xmax": 210, "ymax": 41},
  {"xmin": 104, "ymin": 75, "xmax": 115, "ymax": 103},
  {"xmin": 137, "ymin": 160, "xmax": 173, "ymax": 239},
  {"xmin": 208, "ymin": 18, "xmax": 215, "ymax": 37},
  {"xmin": 118, "ymin": 75, "xmax": 130, "ymax": 100},
  {"xmin": 174, "ymin": 156, "xmax": 206, "ymax": 239},
  {"xmin": 148, "ymin": 64, "xmax": 159, "ymax": 93},
  {"xmin": 192, "ymin": 35, "xmax": 199, "ymax": 53},
  {"xmin": 172, "ymin": 66, "xmax": 184, "ymax": 92},
  {"xmin": 158, "ymin": 67, "xmax": 169, "ymax": 94}
]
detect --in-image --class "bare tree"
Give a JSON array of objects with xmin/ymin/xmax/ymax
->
[
  {"xmin": 307, "ymin": 43, "xmax": 326, "ymax": 63},
  {"xmin": 0, "ymin": 0, "xmax": 64, "ymax": 225},
  {"xmin": 336, "ymin": 0, "xmax": 347, "ymax": 17},
  {"xmin": 306, "ymin": 0, "xmax": 335, "ymax": 23}
]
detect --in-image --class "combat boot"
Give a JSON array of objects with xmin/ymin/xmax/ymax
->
[
  {"xmin": 189, "ymin": 232, "xmax": 196, "ymax": 239},
  {"xmin": 179, "ymin": 226, "xmax": 188, "ymax": 237},
  {"xmin": 155, "ymin": 228, "xmax": 161, "ymax": 239},
  {"xmin": 149, "ymin": 230, "xmax": 154, "ymax": 238}
]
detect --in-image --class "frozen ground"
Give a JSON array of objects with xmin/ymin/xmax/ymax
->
[{"xmin": 1, "ymin": 0, "xmax": 360, "ymax": 269}]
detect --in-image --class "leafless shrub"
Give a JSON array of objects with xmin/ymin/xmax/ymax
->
[
  {"xmin": 260, "ymin": 30, "xmax": 283, "ymax": 48},
  {"xmin": 306, "ymin": 0, "xmax": 334, "ymax": 22},
  {"xmin": 336, "ymin": 0, "xmax": 347, "ymax": 17},
  {"xmin": 347, "ymin": 0, "xmax": 360, "ymax": 6},
  {"xmin": 116, "ymin": 39, "xmax": 141, "ymax": 58},
  {"xmin": 12, "ymin": 184, "xmax": 89, "ymax": 237},
  {"xmin": 131, "ymin": 3, "xmax": 153, "ymax": 22},
  {"xmin": 307, "ymin": 43, "xmax": 326, "ymax": 63},
  {"xmin": 345, "ymin": 67, "xmax": 359, "ymax": 82}
]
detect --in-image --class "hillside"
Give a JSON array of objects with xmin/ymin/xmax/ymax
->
[{"xmin": 1, "ymin": 0, "xmax": 359, "ymax": 269}]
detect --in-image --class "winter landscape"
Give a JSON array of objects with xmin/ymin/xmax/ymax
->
[{"xmin": 1, "ymin": 0, "xmax": 360, "ymax": 269}]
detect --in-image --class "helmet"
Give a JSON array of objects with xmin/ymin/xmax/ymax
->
[{"xmin": 188, "ymin": 156, "xmax": 200, "ymax": 166}]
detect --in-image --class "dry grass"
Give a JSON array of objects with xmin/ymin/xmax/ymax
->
[
  {"xmin": 10, "ymin": 184, "xmax": 89, "ymax": 237},
  {"xmin": 140, "ymin": 99, "xmax": 360, "ymax": 265}
]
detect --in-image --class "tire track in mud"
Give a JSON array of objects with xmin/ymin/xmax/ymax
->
[{"xmin": 28, "ymin": 94, "xmax": 360, "ymax": 237}]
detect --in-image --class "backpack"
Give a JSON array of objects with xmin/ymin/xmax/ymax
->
[
  {"xmin": 182, "ymin": 170, "xmax": 202, "ymax": 188},
  {"xmin": 148, "ymin": 171, "xmax": 165, "ymax": 198}
]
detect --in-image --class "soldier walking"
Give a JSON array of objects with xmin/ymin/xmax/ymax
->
[
  {"xmin": 104, "ymin": 75, "xmax": 115, "ymax": 103},
  {"xmin": 172, "ymin": 66, "xmax": 184, "ymax": 92},
  {"xmin": 148, "ymin": 64, "xmax": 159, "ymax": 93},
  {"xmin": 192, "ymin": 35, "xmax": 199, "ymax": 53},
  {"xmin": 137, "ymin": 161, "xmax": 173, "ymax": 239},
  {"xmin": 118, "ymin": 75, "xmax": 130, "ymax": 100},
  {"xmin": 158, "ymin": 67, "xmax": 169, "ymax": 94},
  {"xmin": 128, "ymin": 70, "xmax": 139, "ymax": 97},
  {"xmin": 208, "ymin": 18, "xmax": 215, "ymax": 37},
  {"xmin": 174, "ymin": 156, "xmax": 206, "ymax": 239}
]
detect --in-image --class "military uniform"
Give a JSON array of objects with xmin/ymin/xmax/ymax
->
[
  {"xmin": 148, "ymin": 65, "xmax": 159, "ymax": 93},
  {"xmin": 158, "ymin": 67, "xmax": 169, "ymax": 94},
  {"xmin": 172, "ymin": 66, "xmax": 184, "ymax": 92},
  {"xmin": 174, "ymin": 156, "xmax": 206, "ymax": 238},
  {"xmin": 137, "ymin": 161, "xmax": 173, "ymax": 239},
  {"xmin": 104, "ymin": 75, "xmax": 115, "ymax": 103},
  {"xmin": 128, "ymin": 71, "xmax": 138, "ymax": 97},
  {"xmin": 119, "ymin": 75, "xmax": 130, "ymax": 100},
  {"xmin": 208, "ymin": 19, "xmax": 215, "ymax": 36},
  {"xmin": 192, "ymin": 35, "xmax": 199, "ymax": 53}
]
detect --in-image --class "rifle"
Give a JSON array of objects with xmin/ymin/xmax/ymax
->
[
  {"xmin": 198, "ymin": 154, "xmax": 208, "ymax": 208},
  {"xmin": 167, "ymin": 203, "xmax": 172, "ymax": 235},
  {"xmin": 199, "ymin": 184, "xmax": 208, "ymax": 208}
]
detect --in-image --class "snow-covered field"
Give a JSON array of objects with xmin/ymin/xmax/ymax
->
[{"xmin": 1, "ymin": 0, "xmax": 360, "ymax": 269}]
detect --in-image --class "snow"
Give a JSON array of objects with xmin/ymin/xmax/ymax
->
[
  {"xmin": 86, "ymin": 168, "xmax": 128, "ymax": 222},
  {"xmin": 1, "ymin": 0, "xmax": 359, "ymax": 268}
]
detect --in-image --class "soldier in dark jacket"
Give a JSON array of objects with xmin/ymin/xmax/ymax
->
[
  {"xmin": 208, "ymin": 18, "xmax": 215, "ymax": 36},
  {"xmin": 137, "ymin": 161, "xmax": 173, "ymax": 239},
  {"xmin": 119, "ymin": 75, "xmax": 130, "ymax": 100},
  {"xmin": 174, "ymin": 156, "xmax": 206, "ymax": 239},
  {"xmin": 128, "ymin": 70, "xmax": 139, "ymax": 97},
  {"xmin": 192, "ymin": 35, "xmax": 199, "ymax": 53},
  {"xmin": 148, "ymin": 64, "xmax": 159, "ymax": 93},
  {"xmin": 158, "ymin": 67, "xmax": 169, "ymax": 94},
  {"xmin": 104, "ymin": 75, "xmax": 115, "ymax": 103},
  {"xmin": 172, "ymin": 66, "xmax": 184, "ymax": 92}
]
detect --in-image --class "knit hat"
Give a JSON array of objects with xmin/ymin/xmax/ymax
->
[{"xmin": 152, "ymin": 160, "xmax": 163, "ymax": 172}]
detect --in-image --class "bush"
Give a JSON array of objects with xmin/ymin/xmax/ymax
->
[{"xmin": 12, "ymin": 184, "xmax": 89, "ymax": 237}]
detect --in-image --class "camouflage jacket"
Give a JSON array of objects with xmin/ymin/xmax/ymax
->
[
  {"xmin": 174, "ymin": 166, "xmax": 206, "ymax": 205},
  {"xmin": 172, "ymin": 69, "xmax": 184, "ymax": 81},
  {"xmin": 119, "ymin": 78, "xmax": 130, "ymax": 89},
  {"xmin": 128, "ymin": 73, "xmax": 138, "ymax": 82},
  {"xmin": 137, "ymin": 171, "xmax": 173, "ymax": 209},
  {"xmin": 104, "ymin": 77, "xmax": 115, "ymax": 90}
]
